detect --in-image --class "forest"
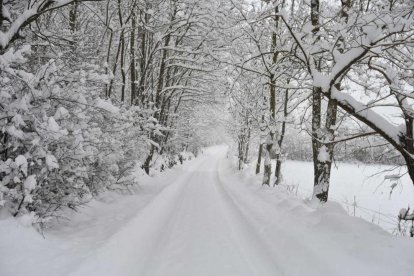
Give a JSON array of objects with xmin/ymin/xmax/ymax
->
[{"xmin": 0, "ymin": 1, "xmax": 414, "ymax": 275}]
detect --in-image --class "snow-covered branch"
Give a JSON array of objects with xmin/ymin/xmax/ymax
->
[{"xmin": 0, "ymin": 0, "xmax": 100, "ymax": 51}]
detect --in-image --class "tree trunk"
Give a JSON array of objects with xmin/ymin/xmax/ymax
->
[
  {"xmin": 104, "ymin": 0, "xmax": 113, "ymax": 98},
  {"xmin": 69, "ymin": 2, "xmax": 78, "ymax": 48},
  {"xmin": 262, "ymin": 5, "xmax": 279, "ymax": 186},
  {"xmin": 312, "ymin": 85, "xmax": 324, "ymax": 199},
  {"xmin": 312, "ymin": 0, "xmax": 345, "ymax": 202},
  {"xmin": 274, "ymin": 88, "xmax": 288, "ymax": 186},
  {"xmin": 119, "ymin": 32, "xmax": 126, "ymax": 102},
  {"xmin": 117, "ymin": 0, "xmax": 126, "ymax": 102},
  {"xmin": 256, "ymin": 143, "xmax": 263, "ymax": 174},
  {"xmin": 244, "ymin": 126, "xmax": 251, "ymax": 164},
  {"xmin": 155, "ymin": 4, "xmax": 176, "ymax": 111},
  {"xmin": 107, "ymin": 36, "xmax": 122, "ymax": 98},
  {"xmin": 274, "ymin": 156, "xmax": 283, "ymax": 186},
  {"xmin": 105, "ymin": 30, "xmax": 113, "ymax": 98},
  {"xmin": 403, "ymin": 153, "xmax": 414, "ymax": 187},
  {"xmin": 138, "ymin": 10, "xmax": 147, "ymax": 105},
  {"xmin": 238, "ymin": 140, "xmax": 244, "ymax": 170},
  {"xmin": 143, "ymin": 145, "xmax": 155, "ymax": 175},
  {"xmin": 263, "ymin": 140, "xmax": 272, "ymax": 186},
  {"xmin": 130, "ymin": 10, "xmax": 137, "ymax": 105},
  {"xmin": 313, "ymin": 98, "xmax": 337, "ymax": 202},
  {"xmin": 143, "ymin": 2, "xmax": 176, "ymax": 174},
  {"xmin": 310, "ymin": 0, "xmax": 334, "ymax": 202}
]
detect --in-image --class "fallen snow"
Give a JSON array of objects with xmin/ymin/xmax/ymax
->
[
  {"xmin": 23, "ymin": 175, "xmax": 36, "ymax": 191},
  {"xmin": 0, "ymin": 146, "xmax": 413, "ymax": 276},
  {"xmin": 47, "ymin": 117, "xmax": 61, "ymax": 132},
  {"xmin": 14, "ymin": 155, "xmax": 27, "ymax": 175},
  {"xmin": 280, "ymin": 160, "xmax": 414, "ymax": 232},
  {"xmin": 317, "ymin": 145, "xmax": 329, "ymax": 162},
  {"xmin": 95, "ymin": 99, "xmax": 120, "ymax": 114},
  {"xmin": 46, "ymin": 154, "xmax": 59, "ymax": 170}
]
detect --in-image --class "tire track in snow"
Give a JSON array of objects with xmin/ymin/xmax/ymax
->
[
  {"xmin": 214, "ymin": 157, "xmax": 342, "ymax": 276},
  {"xmin": 68, "ymin": 155, "xmax": 210, "ymax": 276},
  {"xmin": 210, "ymin": 158, "xmax": 286, "ymax": 276},
  {"xmin": 142, "ymin": 153, "xmax": 261, "ymax": 276}
]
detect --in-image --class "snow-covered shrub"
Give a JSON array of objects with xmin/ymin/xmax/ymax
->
[
  {"xmin": 0, "ymin": 45, "xmax": 154, "ymax": 223},
  {"xmin": 179, "ymin": 151, "xmax": 195, "ymax": 164},
  {"xmin": 0, "ymin": 0, "xmax": 214, "ymax": 226}
]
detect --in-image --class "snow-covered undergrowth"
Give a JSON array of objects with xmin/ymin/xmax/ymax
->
[
  {"xmin": 151, "ymin": 151, "xmax": 195, "ymax": 174},
  {"xmin": 0, "ymin": 45, "xmax": 156, "ymax": 225},
  {"xmin": 0, "ymin": 44, "xmax": 197, "ymax": 227}
]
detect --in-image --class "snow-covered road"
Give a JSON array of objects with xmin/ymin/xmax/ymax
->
[
  {"xmin": 70, "ymin": 147, "xmax": 281, "ymax": 276},
  {"xmin": 1, "ymin": 146, "xmax": 414, "ymax": 276},
  {"xmin": 70, "ymin": 146, "xmax": 414, "ymax": 276}
]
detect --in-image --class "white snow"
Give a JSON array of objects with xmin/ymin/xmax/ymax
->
[
  {"xmin": 277, "ymin": 160, "xmax": 414, "ymax": 232},
  {"xmin": 331, "ymin": 89, "xmax": 402, "ymax": 145},
  {"xmin": 17, "ymin": 212, "xmax": 38, "ymax": 227},
  {"xmin": 54, "ymin": 107, "xmax": 70, "ymax": 120},
  {"xmin": 12, "ymin": 114, "xmax": 26, "ymax": 127},
  {"xmin": 317, "ymin": 145, "xmax": 329, "ymax": 162},
  {"xmin": 47, "ymin": 117, "xmax": 61, "ymax": 132},
  {"xmin": 46, "ymin": 154, "xmax": 59, "ymax": 170},
  {"xmin": 14, "ymin": 155, "xmax": 27, "ymax": 176},
  {"xmin": 0, "ymin": 146, "xmax": 413, "ymax": 276},
  {"xmin": 23, "ymin": 175, "xmax": 36, "ymax": 191},
  {"xmin": 14, "ymin": 155, "xmax": 26, "ymax": 167},
  {"xmin": 95, "ymin": 98, "xmax": 120, "ymax": 114}
]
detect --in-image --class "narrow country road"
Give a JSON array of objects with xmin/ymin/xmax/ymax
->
[
  {"xmin": 68, "ymin": 146, "xmax": 414, "ymax": 276},
  {"xmin": 141, "ymin": 150, "xmax": 281, "ymax": 276},
  {"xmin": 70, "ymin": 147, "xmax": 281, "ymax": 276}
]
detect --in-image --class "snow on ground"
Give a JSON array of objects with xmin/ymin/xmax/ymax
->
[
  {"xmin": 0, "ymin": 160, "xmax": 198, "ymax": 276},
  {"xmin": 279, "ymin": 160, "xmax": 414, "ymax": 233},
  {"xmin": 1, "ymin": 145, "xmax": 413, "ymax": 276}
]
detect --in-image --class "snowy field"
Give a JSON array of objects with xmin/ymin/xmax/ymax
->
[
  {"xmin": 1, "ymin": 146, "xmax": 414, "ymax": 276},
  {"xmin": 277, "ymin": 161, "xmax": 414, "ymax": 233}
]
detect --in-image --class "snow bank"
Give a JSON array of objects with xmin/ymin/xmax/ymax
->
[
  {"xmin": 0, "ymin": 157, "xmax": 202, "ymax": 276},
  {"xmin": 219, "ymin": 157, "xmax": 414, "ymax": 276}
]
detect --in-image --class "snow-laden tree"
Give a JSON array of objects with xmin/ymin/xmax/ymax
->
[
  {"xmin": 220, "ymin": 0, "xmax": 414, "ymax": 204},
  {"xmin": 259, "ymin": 0, "xmax": 414, "ymax": 201},
  {"xmin": 0, "ymin": 0, "xmax": 215, "ymax": 225},
  {"xmin": 219, "ymin": 0, "xmax": 311, "ymax": 186},
  {"xmin": 226, "ymin": 71, "xmax": 263, "ymax": 170}
]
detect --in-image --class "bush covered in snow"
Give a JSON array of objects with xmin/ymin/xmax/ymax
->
[{"xmin": 0, "ymin": 46, "xmax": 157, "ymax": 223}]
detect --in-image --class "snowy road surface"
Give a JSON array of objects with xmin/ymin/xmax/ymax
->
[{"xmin": 1, "ymin": 146, "xmax": 414, "ymax": 276}]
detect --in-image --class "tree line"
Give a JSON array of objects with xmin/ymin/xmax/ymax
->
[
  {"xmin": 0, "ymin": 0, "xmax": 221, "ymax": 226},
  {"xmin": 224, "ymin": 0, "xmax": 414, "ymax": 207}
]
